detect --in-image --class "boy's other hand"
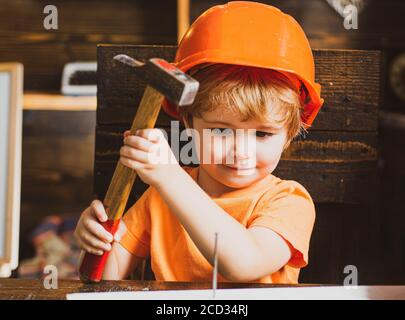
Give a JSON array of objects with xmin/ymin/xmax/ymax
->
[
  {"xmin": 120, "ymin": 129, "xmax": 181, "ymax": 188},
  {"xmin": 74, "ymin": 200, "xmax": 127, "ymax": 255}
]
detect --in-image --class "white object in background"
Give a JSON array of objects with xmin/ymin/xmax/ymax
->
[
  {"xmin": 0, "ymin": 264, "xmax": 11, "ymax": 278},
  {"xmin": 61, "ymin": 62, "xmax": 97, "ymax": 96},
  {"xmin": 66, "ymin": 286, "xmax": 405, "ymax": 300},
  {"xmin": 0, "ymin": 63, "xmax": 23, "ymax": 277},
  {"xmin": 325, "ymin": 0, "xmax": 368, "ymax": 18}
]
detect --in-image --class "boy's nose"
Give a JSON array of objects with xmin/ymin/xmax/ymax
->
[{"xmin": 233, "ymin": 131, "xmax": 255, "ymax": 162}]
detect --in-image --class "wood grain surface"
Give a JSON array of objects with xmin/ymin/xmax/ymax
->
[{"xmin": 0, "ymin": 279, "xmax": 318, "ymax": 300}]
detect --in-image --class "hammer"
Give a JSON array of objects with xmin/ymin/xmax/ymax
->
[{"xmin": 79, "ymin": 54, "xmax": 199, "ymax": 282}]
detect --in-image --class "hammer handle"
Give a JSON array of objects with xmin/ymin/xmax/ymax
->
[{"xmin": 79, "ymin": 86, "xmax": 164, "ymax": 282}]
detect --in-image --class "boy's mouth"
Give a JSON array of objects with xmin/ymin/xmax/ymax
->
[
  {"xmin": 224, "ymin": 165, "xmax": 256, "ymax": 175},
  {"xmin": 226, "ymin": 165, "xmax": 255, "ymax": 170}
]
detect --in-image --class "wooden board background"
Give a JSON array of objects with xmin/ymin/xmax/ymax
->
[
  {"xmin": 20, "ymin": 110, "xmax": 96, "ymax": 261},
  {"xmin": 95, "ymin": 45, "xmax": 382, "ymax": 284}
]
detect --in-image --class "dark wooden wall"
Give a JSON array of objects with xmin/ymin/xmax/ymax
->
[
  {"xmin": 96, "ymin": 45, "xmax": 381, "ymax": 285},
  {"xmin": 0, "ymin": 0, "xmax": 177, "ymax": 91},
  {"xmin": 20, "ymin": 110, "xmax": 96, "ymax": 259}
]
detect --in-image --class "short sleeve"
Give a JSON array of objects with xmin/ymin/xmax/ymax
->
[
  {"xmin": 119, "ymin": 187, "xmax": 152, "ymax": 258},
  {"xmin": 248, "ymin": 181, "xmax": 316, "ymax": 268}
]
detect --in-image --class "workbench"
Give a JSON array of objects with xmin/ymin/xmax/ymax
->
[
  {"xmin": 0, "ymin": 279, "xmax": 404, "ymax": 300},
  {"xmin": 0, "ymin": 279, "xmax": 290, "ymax": 300}
]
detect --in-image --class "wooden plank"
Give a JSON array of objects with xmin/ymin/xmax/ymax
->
[
  {"xmin": 0, "ymin": 279, "xmax": 339, "ymax": 300},
  {"xmin": 21, "ymin": 110, "xmax": 96, "ymax": 201},
  {"xmin": 274, "ymin": 161, "xmax": 377, "ymax": 204},
  {"xmin": 93, "ymin": 125, "xmax": 377, "ymax": 204},
  {"xmin": 300, "ymin": 202, "xmax": 381, "ymax": 284},
  {"xmin": 21, "ymin": 170, "xmax": 94, "ymax": 205},
  {"xmin": 93, "ymin": 125, "xmax": 378, "ymax": 163},
  {"xmin": 24, "ymin": 92, "xmax": 96, "ymax": 111},
  {"xmin": 277, "ymin": 130, "xmax": 379, "ymax": 204},
  {"xmin": 23, "ymin": 136, "xmax": 94, "ymax": 178},
  {"xmin": 0, "ymin": 1, "xmax": 176, "ymax": 37},
  {"xmin": 97, "ymin": 45, "xmax": 380, "ymax": 131},
  {"xmin": 311, "ymin": 50, "xmax": 380, "ymax": 131},
  {"xmin": 23, "ymin": 110, "xmax": 95, "ymax": 137},
  {"xmin": 287, "ymin": 131, "xmax": 377, "ymax": 163}
]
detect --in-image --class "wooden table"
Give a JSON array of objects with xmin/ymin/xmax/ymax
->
[
  {"xmin": 0, "ymin": 279, "xmax": 316, "ymax": 300},
  {"xmin": 0, "ymin": 279, "xmax": 404, "ymax": 300}
]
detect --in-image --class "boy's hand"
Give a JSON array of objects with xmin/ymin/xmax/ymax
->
[
  {"xmin": 74, "ymin": 200, "xmax": 127, "ymax": 256},
  {"xmin": 120, "ymin": 129, "xmax": 181, "ymax": 188}
]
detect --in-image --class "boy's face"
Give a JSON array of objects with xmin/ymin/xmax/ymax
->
[{"xmin": 185, "ymin": 107, "xmax": 289, "ymax": 189}]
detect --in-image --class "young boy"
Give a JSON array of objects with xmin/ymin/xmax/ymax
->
[{"xmin": 74, "ymin": 1, "xmax": 323, "ymax": 284}]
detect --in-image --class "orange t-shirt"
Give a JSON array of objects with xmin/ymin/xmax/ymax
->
[{"xmin": 120, "ymin": 166, "xmax": 316, "ymax": 284}]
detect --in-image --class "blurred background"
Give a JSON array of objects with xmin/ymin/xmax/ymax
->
[{"xmin": 0, "ymin": 0, "xmax": 404, "ymax": 283}]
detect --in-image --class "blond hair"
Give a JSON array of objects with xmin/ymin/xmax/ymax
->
[{"xmin": 179, "ymin": 63, "xmax": 307, "ymax": 148}]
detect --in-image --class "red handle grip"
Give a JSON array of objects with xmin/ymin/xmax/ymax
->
[{"xmin": 79, "ymin": 219, "xmax": 120, "ymax": 282}]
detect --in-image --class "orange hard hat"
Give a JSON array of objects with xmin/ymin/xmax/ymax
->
[{"xmin": 162, "ymin": 1, "xmax": 324, "ymax": 128}]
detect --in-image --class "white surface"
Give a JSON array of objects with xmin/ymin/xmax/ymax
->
[
  {"xmin": 61, "ymin": 62, "xmax": 97, "ymax": 96},
  {"xmin": 0, "ymin": 72, "xmax": 10, "ymax": 260},
  {"xmin": 0, "ymin": 263, "xmax": 11, "ymax": 278},
  {"xmin": 0, "ymin": 64, "xmax": 22, "ymax": 275},
  {"xmin": 66, "ymin": 286, "xmax": 405, "ymax": 300}
]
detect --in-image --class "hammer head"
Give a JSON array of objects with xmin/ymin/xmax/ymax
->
[{"xmin": 113, "ymin": 54, "xmax": 199, "ymax": 107}]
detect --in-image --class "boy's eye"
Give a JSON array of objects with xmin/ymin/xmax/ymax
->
[
  {"xmin": 210, "ymin": 128, "xmax": 233, "ymax": 136},
  {"xmin": 255, "ymin": 131, "xmax": 274, "ymax": 138}
]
